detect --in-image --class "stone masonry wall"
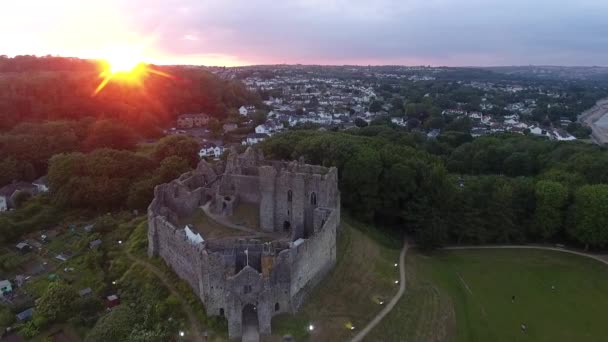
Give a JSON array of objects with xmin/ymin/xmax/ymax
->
[{"xmin": 148, "ymin": 148, "xmax": 340, "ymax": 339}]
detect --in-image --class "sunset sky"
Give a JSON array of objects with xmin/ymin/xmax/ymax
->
[{"xmin": 3, "ymin": 0, "xmax": 608, "ymax": 66}]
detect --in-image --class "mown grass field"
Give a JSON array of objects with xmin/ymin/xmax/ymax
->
[
  {"xmin": 368, "ymin": 248, "xmax": 608, "ymax": 342},
  {"xmin": 267, "ymin": 218, "xmax": 401, "ymax": 341}
]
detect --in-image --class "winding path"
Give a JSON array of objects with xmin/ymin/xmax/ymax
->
[
  {"xmin": 349, "ymin": 243, "xmax": 608, "ymax": 342},
  {"xmin": 350, "ymin": 241, "xmax": 408, "ymax": 342},
  {"xmin": 125, "ymin": 251, "xmax": 205, "ymax": 342}
]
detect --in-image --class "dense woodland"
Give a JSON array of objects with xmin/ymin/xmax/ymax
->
[
  {"xmin": 262, "ymin": 126, "xmax": 608, "ymax": 250},
  {"xmin": 0, "ymin": 55, "xmax": 260, "ymax": 133}
]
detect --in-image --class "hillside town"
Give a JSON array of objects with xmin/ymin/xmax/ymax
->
[{"xmin": 163, "ymin": 65, "xmax": 607, "ymax": 158}]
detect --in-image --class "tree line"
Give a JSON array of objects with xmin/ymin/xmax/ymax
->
[
  {"xmin": 0, "ymin": 56, "xmax": 260, "ymax": 133},
  {"xmin": 261, "ymin": 127, "xmax": 608, "ymax": 250},
  {"xmin": 0, "ymin": 119, "xmax": 140, "ymax": 187},
  {"xmin": 47, "ymin": 135, "xmax": 199, "ymax": 211}
]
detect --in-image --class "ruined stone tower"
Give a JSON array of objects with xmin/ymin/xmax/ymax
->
[{"xmin": 147, "ymin": 147, "xmax": 340, "ymax": 338}]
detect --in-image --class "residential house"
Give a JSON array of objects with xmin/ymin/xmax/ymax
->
[
  {"xmin": 79, "ymin": 288, "xmax": 93, "ymax": 297},
  {"xmin": 16, "ymin": 308, "xmax": 33, "ymax": 322},
  {"xmin": 239, "ymin": 105, "xmax": 256, "ymax": 116},
  {"xmin": 32, "ymin": 177, "xmax": 49, "ymax": 193},
  {"xmin": 391, "ymin": 117, "xmax": 407, "ymax": 127},
  {"xmin": 89, "ymin": 240, "xmax": 102, "ymax": 249},
  {"xmin": 244, "ymin": 133, "xmax": 269, "ymax": 145},
  {"xmin": 107, "ymin": 294, "xmax": 120, "ymax": 308},
  {"xmin": 255, "ymin": 124, "xmax": 270, "ymax": 135},
  {"xmin": 177, "ymin": 113, "xmax": 211, "ymax": 129},
  {"xmin": 15, "ymin": 242, "xmax": 31, "ymax": 254},
  {"xmin": 199, "ymin": 143, "xmax": 224, "ymax": 159},
  {"xmin": 427, "ymin": 129, "xmax": 441, "ymax": 139},
  {"xmin": 553, "ymin": 130, "xmax": 577, "ymax": 141},
  {"xmin": 0, "ymin": 182, "xmax": 37, "ymax": 212},
  {"xmin": 223, "ymin": 123, "xmax": 238, "ymax": 133},
  {"xmin": 529, "ymin": 126, "xmax": 551, "ymax": 138},
  {"xmin": 0, "ymin": 280, "xmax": 12, "ymax": 296}
]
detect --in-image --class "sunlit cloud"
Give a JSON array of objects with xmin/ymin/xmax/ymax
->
[{"xmin": 1, "ymin": 0, "xmax": 608, "ymax": 66}]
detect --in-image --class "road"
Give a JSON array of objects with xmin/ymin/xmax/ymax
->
[
  {"xmin": 578, "ymin": 97, "xmax": 608, "ymax": 144},
  {"xmin": 125, "ymin": 251, "xmax": 205, "ymax": 342},
  {"xmin": 350, "ymin": 241, "xmax": 408, "ymax": 342}
]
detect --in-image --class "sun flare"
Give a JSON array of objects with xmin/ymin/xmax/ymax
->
[
  {"xmin": 106, "ymin": 57, "xmax": 142, "ymax": 75},
  {"xmin": 93, "ymin": 46, "xmax": 173, "ymax": 95}
]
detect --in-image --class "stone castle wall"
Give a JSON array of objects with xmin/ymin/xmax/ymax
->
[{"xmin": 148, "ymin": 148, "xmax": 340, "ymax": 338}]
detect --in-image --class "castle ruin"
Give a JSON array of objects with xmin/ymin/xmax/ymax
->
[{"xmin": 147, "ymin": 147, "xmax": 340, "ymax": 338}]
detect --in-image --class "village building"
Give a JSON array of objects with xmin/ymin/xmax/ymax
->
[{"xmin": 177, "ymin": 113, "xmax": 211, "ymax": 129}]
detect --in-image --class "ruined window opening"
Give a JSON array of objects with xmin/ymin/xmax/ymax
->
[
  {"xmin": 310, "ymin": 192, "xmax": 317, "ymax": 206},
  {"xmin": 219, "ymin": 308, "xmax": 225, "ymax": 316},
  {"xmin": 174, "ymin": 187, "xmax": 179, "ymax": 198},
  {"xmin": 244, "ymin": 285, "xmax": 252, "ymax": 294},
  {"xmin": 283, "ymin": 221, "xmax": 291, "ymax": 231},
  {"xmin": 275, "ymin": 303, "xmax": 280, "ymax": 311},
  {"xmin": 287, "ymin": 190, "xmax": 293, "ymax": 202}
]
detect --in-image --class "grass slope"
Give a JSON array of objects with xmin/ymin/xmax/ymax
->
[
  {"xmin": 268, "ymin": 218, "xmax": 401, "ymax": 341},
  {"xmin": 368, "ymin": 249, "xmax": 608, "ymax": 342}
]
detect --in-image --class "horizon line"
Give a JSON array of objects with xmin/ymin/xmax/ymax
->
[{"xmin": 2, "ymin": 54, "xmax": 608, "ymax": 69}]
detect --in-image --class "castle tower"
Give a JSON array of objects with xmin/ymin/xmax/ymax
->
[{"xmin": 259, "ymin": 166, "xmax": 277, "ymax": 232}]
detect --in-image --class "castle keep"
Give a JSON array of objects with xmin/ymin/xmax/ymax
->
[{"xmin": 147, "ymin": 148, "xmax": 340, "ymax": 338}]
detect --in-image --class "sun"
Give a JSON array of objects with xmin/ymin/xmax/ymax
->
[
  {"xmin": 93, "ymin": 46, "xmax": 174, "ymax": 95},
  {"xmin": 106, "ymin": 56, "xmax": 142, "ymax": 75}
]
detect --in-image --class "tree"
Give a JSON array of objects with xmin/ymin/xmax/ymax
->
[
  {"xmin": 251, "ymin": 110, "xmax": 268, "ymax": 126},
  {"xmin": 155, "ymin": 156, "xmax": 190, "ymax": 182},
  {"xmin": 34, "ymin": 281, "xmax": 77, "ymax": 326},
  {"xmin": 83, "ymin": 120, "xmax": 137, "ymax": 151},
  {"xmin": 533, "ymin": 181, "xmax": 568, "ymax": 240},
  {"xmin": 153, "ymin": 135, "xmax": 200, "ymax": 168},
  {"xmin": 85, "ymin": 306, "xmax": 139, "ymax": 342},
  {"xmin": 0, "ymin": 157, "xmax": 19, "ymax": 186},
  {"xmin": 569, "ymin": 184, "xmax": 608, "ymax": 249},
  {"xmin": 127, "ymin": 156, "xmax": 191, "ymax": 209},
  {"xmin": 354, "ymin": 117, "xmax": 368, "ymax": 128},
  {"xmin": 444, "ymin": 117, "xmax": 472, "ymax": 134},
  {"xmin": 369, "ymin": 100, "xmax": 383, "ymax": 113},
  {"xmin": 0, "ymin": 305, "xmax": 14, "ymax": 330},
  {"xmin": 208, "ymin": 119, "xmax": 222, "ymax": 138}
]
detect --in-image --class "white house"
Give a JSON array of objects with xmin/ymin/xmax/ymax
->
[
  {"xmin": 391, "ymin": 117, "xmax": 407, "ymax": 127},
  {"xmin": 199, "ymin": 143, "xmax": 224, "ymax": 159},
  {"xmin": 244, "ymin": 133, "xmax": 269, "ymax": 145},
  {"xmin": 553, "ymin": 130, "xmax": 577, "ymax": 141},
  {"xmin": 529, "ymin": 126, "xmax": 552, "ymax": 138},
  {"xmin": 32, "ymin": 177, "xmax": 49, "ymax": 193},
  {"xmin": 239, "ymin": 106, "xmax": 249, "ymax": 116},
  {"xmin": 0, "ymin": 196, "xmax": 7, "ymax": 212},
  {"xmin": 255, "ymin": 124, "xmax": 271, "ymax": 135}
]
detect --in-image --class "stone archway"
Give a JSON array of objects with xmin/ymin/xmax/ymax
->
[{"xmin": 242, "ymin": 303, "xmax": 259, "ymax": 342}]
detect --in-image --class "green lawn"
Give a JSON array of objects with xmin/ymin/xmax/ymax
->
[{"xmin": 368, "ymin": 248, "xmax": 608, "ymax": 342}]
